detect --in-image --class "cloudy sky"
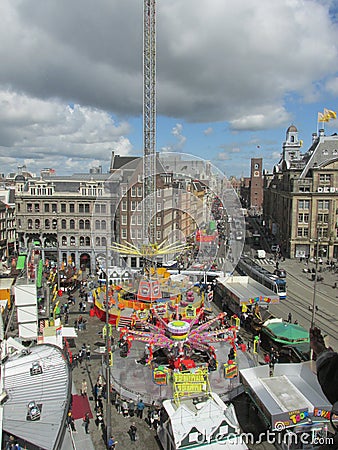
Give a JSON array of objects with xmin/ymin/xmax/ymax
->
[{"xmin": 1, "ymin": 0, "xmax": 338, "ymax": 178}]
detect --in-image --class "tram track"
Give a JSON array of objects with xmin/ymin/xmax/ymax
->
[{"xmin": 271, "ymin": 270, "xmax": 338, "ymax": 345}]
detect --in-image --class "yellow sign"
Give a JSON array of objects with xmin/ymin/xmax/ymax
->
[{"xmin": 173, "ymin": 368, "xmax": 210, "ymax": 403}]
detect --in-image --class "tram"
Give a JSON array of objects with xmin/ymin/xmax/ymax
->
[
  {"xmin": 236, "ymin": 256, "xmax": 286, "ymax": 299},
  {"xmin": 167, "ymin": 269, "xmax": 224, "ymax": 285}
]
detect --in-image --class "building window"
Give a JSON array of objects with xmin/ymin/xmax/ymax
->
[
  {"xmin": 79, "ymin": 219, "xmax": 84, "ymax": 230},
  {"xmin": 137, "ymin": 215, "xmax": 142, "ymax": 225},
  {"xmin": 52, "ymin": 203, "xmax": 57, "ymax": 213},
  {"xmin": 70, "ymin": 236, "xmax": 76, "ymax": 246},
  {"xmin": 318, "ymin": 200, "xmax": 329, "ymax": 210},
  {"xmin": 157, "ymin": 216, "xmax": 161, "ymax": 226},
  {"xmin": 157, "ymin": 203, "xmax": 161, "ymax": 212},
  {"xmin": 157, "ymin": 189, "xmax": 162, "ymax": 197},
  {"xmin": 45, "ymin": 219, "xmax": 50, "ymax": 229},
  {"xmin": 317, "ymin": 214, "xmax": 329, "ymax": 223},
  {"xmin": 121, "ymin": 185, "xmax": 127, "ymax": 196},
  {"xmin": 318, "ymin": 227, "xmax": 328, "ymax": 238},
  {"xmin": 69, "ymin": 204, "xmax": 75, "ymax": 213},
  {"xmin": 131, "ymin": 201, "xmax": 136, "ymax": 211},
  {"xmin": 303, "ymin": 228, "xmax": 309, "ymax": 237},
  {"xmin": 85, "ymin": 237, "xmax": 90, "ymax": 246},
  {"xmin": 27, "ymin": 203, "xmax": 32, "ymax": 212},
  {"xmin": 122, "ymin": 200, "xmax": 127, "ymax": 211},
  {"xmin": 122, "ymin": 215, "xmax": 127, "ymax": 225},
  {"xmin": 101, "ymin": 220, "xmax": 106, "ymax": 230},
  {"xmin": 137, "ymin": 186, "xmax": 142, "ymax": 197},
  {"xmin": 79, "ymin": 204, "xmax": 84, "ymax": 213},
  {"xmin": 95, "ymin": 220, "xmax": 100, "ymax": 230},
  {"xmin": 137, "ymin": 229, "xmax": 142, "ymax": 239},
  {"xmin": 85, "ymin": 204, "xmax": 90, "ymax": 213},
  {"xmin": 61, "ymin": 204, "xmax": 66, "ymax": 213},
  {"xmin": 85, "ymin": 219, "xmax": 90, "ymax": 230},
  {"xmin": 62, "ymin": 236, "xmax": 67, "ymax": 246},
  {"xmin": 28, "ymin": 219, "xmax": 32, "ymax": 229},
  {"xmin": 319, "ymin": 174, "xmax": 331, "ymax": 183},
  {"xmin": 131, "ymin": 186, "xmax": 136, "ymax": 197},
  {"xmin": 44, "ymin": 204, "xmax": 50, "ymax": 213},
  {"xmin": 35, "ymin": 203, "xmax": 40, "ymax": 213},
  {"xmin": 61, "ymin": 219, "xmax": 66, "ymax": 229},
  {"xmin": 298, "ymin": 213, "xmax": 309, "ymax": 223},
  {"xmin": 157, "ymin": 231, "xmax": 162, "ymax": 240},
  {"xmin": 137, "ymin": 202, "xmax": 142, "ymax": 211},
  {"xmin": 121, "ymin": 228, "xmax": 127, "ymax": 239},
  {"xmin": 95, "ymin": 237, "xmax": 100, "ymax": 246},
  {"xmin": 102, "ymin": 236, "xmax": 107, "ymax": 246},
  {"xmin": 131, "ymin": 215, "xmax": 136, "ymax": 225},
  {"xmin": 35, "ymin": 219, "xmax": 40, "ymax": 229},
  {"xmin": 131, "ymin": 229, "xmax": 136, "ymax": 239},
  {"xmin": 70, "ymin": 219, "xmax": 75, "ymax": 230},
  {"xmin": 298, "ymin": 200, "xmax": 310, "ymax": 210},
  {"xmin": 80, "ymin": 236, "xmax": 85, "ymax": 246}
]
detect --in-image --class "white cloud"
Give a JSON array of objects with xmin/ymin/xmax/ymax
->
[{"xmin": 0, "ymin": 0, "xmax": 338, "ymax": 175}]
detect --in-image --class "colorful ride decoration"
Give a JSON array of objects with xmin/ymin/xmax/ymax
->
[
  {"xmin": 167, "ymin": 320, "xmax": 190, "ymax": 341},
  {"xmin": 117, "ymin": 307, "xmax": 239, "ymax": 373}
]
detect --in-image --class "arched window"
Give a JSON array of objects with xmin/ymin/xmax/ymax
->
[
  {"xmin": 28, "ymin": 219, "xmax": 33, "ymax": 229},
  {"xmin": 80, "ymin": 236, "xmax": 85, "ymax": 246},
  {"xmin": 102, "ymin": 236, "xmax": 107, "ymax": 246},
  {"xmin": 70, "ymin": 236, "xmax": 76, "ymax": 246},
  {"xmin": 70, "ymin": 219, "xmax": 75, "ymax": 230},
  {"xmin": 85, "ymin": 219, "xmax": 90, "ymax": 230},
  {"xmin": 62, "ymin": 236, "xmax": 67, "ymax": 246},
  {"xmin": 45, "ymin": 219, "xmax": 50, "ymax": 229},
  {"xmin": 101, "ymin": 220, "xmax": 106, "ymax": 230},
  {"xmin": 61, "ymin": 219, "xmax": 66, "ymax": 229},
  {"xmin": 95, "ymin": 220, "xmax": 100, "ymax": 230},
  {"xmin": 62, "ymin": 253, "xmax": 67, "ymax": 264},
  {"xmin": 85, "ymin": 237, "xmax": 91, "ymax": 246},
  {"xmin": 95, "ymin": 237, "xmax": 100, "ymax": 246},
  {"xmin": 35, "ymin": 219, "xmax": 40, "ymax": 229},
  {"xmin": 79, "ymin": 219, "xmax": 84, "ymax": 230}
]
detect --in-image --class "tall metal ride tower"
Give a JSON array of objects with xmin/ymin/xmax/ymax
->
[{"xmin": 143, "ymin": 0, "xmax": 156, "ymax": 245}]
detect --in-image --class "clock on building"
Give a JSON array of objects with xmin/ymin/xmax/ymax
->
[{"xmin": 253, "ymin": 171, "xmax": 260, "ymax": 177}]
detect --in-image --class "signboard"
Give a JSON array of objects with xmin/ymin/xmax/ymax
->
[
  {"xmin": 153, "ymin": 366, "xmax": 169, "ymax": 385},
  {"xmin": 224, "ymin": 363, "xmax": 238, "ymax": 379},
  {"xmin": 173, "ymin": 368, "xmax": 209, "ymax": 399}
]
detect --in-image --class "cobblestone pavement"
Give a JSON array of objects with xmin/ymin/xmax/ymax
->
[{"xmin": 70, "ymin": 306, "xmax": 162, "ymax": 450}]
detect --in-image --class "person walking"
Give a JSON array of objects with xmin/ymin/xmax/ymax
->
[
  {"xmin": 108, "ymin": 435, "xmax": 118, "ymax": 449},
  {"xmin": 128, "ymin": 422, "xmax": 137, "ymax": 441},
  {"xmin": 287, "ymin": 312, "xmax": 292, "ymax": 323},
  {"xmin": 136, "ymin": 399, "xmax": 145, "ymax": 419},
  {"xmin": 81, "ymin": 379, "xmax": 87, "ymax": 397},
  {"xmin": 83, "ymin": 412, "xmax": 90, "ymax": 434},
  {"xmin": 66, "ymin": 411, "xmax": 76, "ymax": 432}
]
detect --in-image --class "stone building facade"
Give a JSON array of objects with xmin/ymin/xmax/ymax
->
[{"xmin": 263, "ymin": 125, "xmax": 338, "ymax": 259}]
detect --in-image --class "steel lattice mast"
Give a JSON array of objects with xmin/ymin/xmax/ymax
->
[{"xmin": 143, "ymin": 0, "xmax": 156, "ymax": 245}]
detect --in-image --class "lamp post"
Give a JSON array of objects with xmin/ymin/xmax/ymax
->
[
  {"xmin": 105, "ymin": 244, "xmax": 111, "ymax": 443},
  {"xmin": 310, "ymin": 234, "xmax": 321, "ymax": 329}
]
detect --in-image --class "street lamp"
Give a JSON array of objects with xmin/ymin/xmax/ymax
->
[
  {"xmin": 310, "ymin": 233, "xmax": 322, "ymax": 329},
  {"xmin": 52, "ymin": 215, "xmax": 60, "ymax": 291}
]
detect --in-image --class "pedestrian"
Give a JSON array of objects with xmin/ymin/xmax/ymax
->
[
  {"xmin": 122, "ymin": 399, "xmax": 129, "ymax": 417},
  {"xmin": 287, "ymin": 312, "xmax": 292, "ymax": 323},
  {"xmin": 108, "ymin": 435, "xmax": 118, "ymax": 450},
  {"xmin": 86, "ymin": 344, "xmax": 91, "ymax": 362},
  {"xmin": 136, "ymin": 399, "xmax": 145, "ymax": 419},
  {"xmin": 128, "ymin": 422, "xmax": 137, "ymax": 441},
  {"xmin": 83, "ymin": 412, "xmax": 90, "ymax": 434},
  {"xmin": 66, "ymin": 411, "xmax": 76, "ymax": 432},
  {"xmin": 81, "ymin": 379, "xmax": 87, "ymax": 397}
]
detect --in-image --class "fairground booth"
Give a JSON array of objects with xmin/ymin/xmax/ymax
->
[{"xmin": 240, "ymin": 363, "xmax": 337, "ymax": 449}]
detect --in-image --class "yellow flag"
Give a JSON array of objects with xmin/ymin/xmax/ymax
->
[
  {"xmin": 318, "ymin": 112, "xmax": 329, "ymax": 122},
  {"xmin": 324, "ymin": 108, "xmax": 337, "ymax": 120}
]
